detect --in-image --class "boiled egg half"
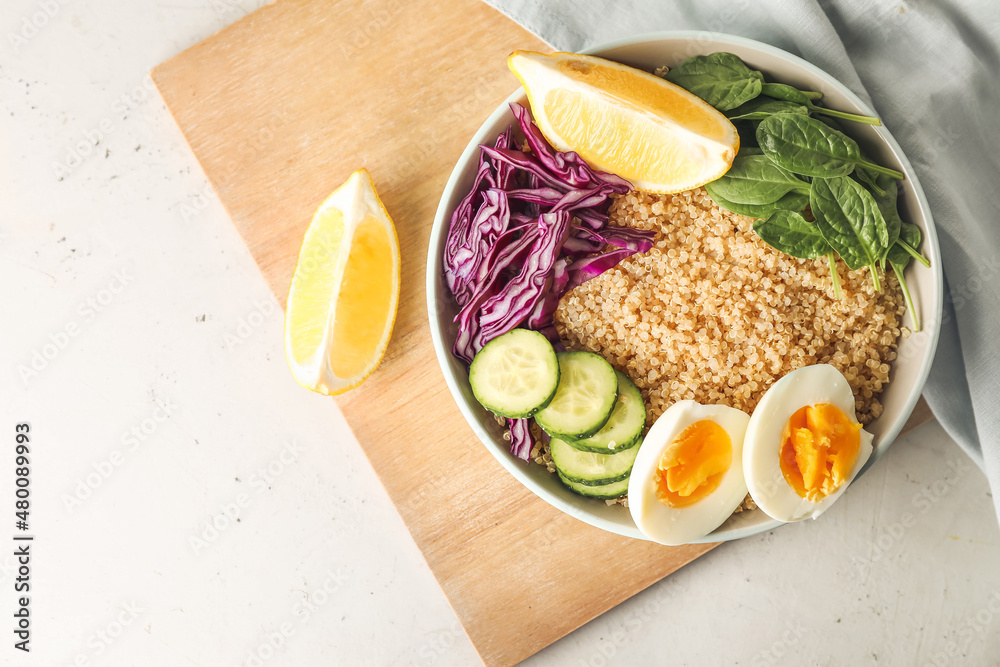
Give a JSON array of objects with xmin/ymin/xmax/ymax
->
[
  {"xmin": 628, "ymin": 401, "xmax": 749, "ymax": 545},
  {"xmin": 743, "ymin": 364, "xmax": 874, "ymax": 522}
]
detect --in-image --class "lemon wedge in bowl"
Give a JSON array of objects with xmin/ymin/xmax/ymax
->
[
  {"xmin": 508, "ymin": 50, "xmax": 739, "ymax": 194},
  {"xmin": 284, "ymin": 168, "xmax": 400, "ymax": 396}
]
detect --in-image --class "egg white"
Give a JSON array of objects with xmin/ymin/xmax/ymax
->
[
  {"xmin": 743, "ymin": 364, "xmax": 874, "ymax": 522},
  {"xmin": 628, "ymin": 400, "xmax": 750, "ymax": 546}
]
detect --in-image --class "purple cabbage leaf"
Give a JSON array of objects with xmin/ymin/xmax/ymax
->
[{"xmin": 443, "ymin": 103, "xmax": 655, "ymax": 460}]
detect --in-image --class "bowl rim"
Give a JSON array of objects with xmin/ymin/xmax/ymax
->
[{"xmin": 425, "ymin": 30, "xmax": 944, "ymax": 543}]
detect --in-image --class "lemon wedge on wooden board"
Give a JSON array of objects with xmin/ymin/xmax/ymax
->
[
  {"xmin": 508, "ymin": 50, "xmax": 740, "ymax": 194},
  {"xmin": 284, "ymin": 169, "xmax": 400, "ymax": 396}
]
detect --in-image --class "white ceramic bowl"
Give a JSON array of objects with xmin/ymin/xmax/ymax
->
[{"xmin": 426, "ymin": 32, "xmax": 943, "ymax": 543}]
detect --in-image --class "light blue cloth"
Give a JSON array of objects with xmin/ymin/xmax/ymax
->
[{"xmin": 484, "ymin": 0, "xmax": 1000, "ymax": 520}]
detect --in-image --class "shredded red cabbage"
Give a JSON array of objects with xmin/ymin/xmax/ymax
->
[
  {"xmin": 509, "ymin": 103, "xmax": 632, "ymax": 192},
  {"xmin": 444, "ymin": 130, "xmax": 514, "ymax": 306},
  {"xmin": 443, "ymin": 103, "xmax": 655, "ymax": 460},
  {"xmin": 474, "ymin": 210, "xmax": 570, "ymax": 349},
  {"xmin": 508, "ymin": 418, "xmax": 534, "ymax": 461}
]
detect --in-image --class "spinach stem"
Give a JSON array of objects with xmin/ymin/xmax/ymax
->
[
  {"xmin": 857, "ymin": 159, "xmax": 905, "ymax": 181},
  {"xmin": 866, "ymin": 179, "xmax": 887, "ymax": 198},
  {"xmin": 800, "ymin": 90, "xmax": 823, "ymax": 100},
  {"xmin": 898, "ymin": 238, "xmax": 931, "ymax": 268},
  {"xmin": 868, "ymin": 262, "xmax": 882, "ymax": 292},
  {"xmin": 892, "ymin": 263, "xmax": 921, "ymax": 331},
  {"xmin": 827, "ymin": 252, "xmax": 843, "ymax": 300},
  {"xmin": 811, "ymin": 106, "xmax": 882, "ymax": 126}
]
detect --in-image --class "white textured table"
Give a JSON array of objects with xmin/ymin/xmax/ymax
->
[{"xmin": 2, "ymin": 1, "xmax": 998, "ymax": 665}]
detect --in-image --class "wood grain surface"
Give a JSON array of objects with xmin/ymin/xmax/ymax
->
[{"xmin": 151, "ymin": 1, "xmax": 935, "ymax": 663}]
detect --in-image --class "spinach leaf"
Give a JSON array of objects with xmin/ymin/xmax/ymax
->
[
  {"xmin": 726, "ymin": 96, "xmax": 808, "ymax": 121},
  {"xmin": 757, "ymin": 114, "xmax": 904, "ymax": 180},
  {"xmin": 705, "ymin": 154, "xmax": 810, "ymax": 205},
  {"xmin": 763, "ymin": 82, "xmax": 881, "ymax": 126},
  {"xmin": 813, "ymin": 114, "xmax": 845, "ymax": 134},
  {"xmin": 706, "ymin": 190, "xmax": 810, "ymax": 219},
  {"xmin": 753, "ymin": 210, "xmax": 830, "ymax": 259},
  {"xmin": 887, "ymin": 222, "xmax": 927, "ymax": 266},
  {"xmin": 854, "ymin": 165, "xmax": 886, "ymax": 197},
  {"xmin": 888, "ymin": 224, "xmax": 926, "ymax": 331},
  {"xmin": 667, "ymin": 52, "xmax": 880, "ymax": 125},
  {"xmin": 760, "ymin": 82, "xmax": 823, "ymax": 101},
  {"xmin": 810, "ymin": 175, "xmax": 890, "ymax": 290},
  {"xmin": 760, "ymin": 83, "xmax": 813, "ymax": 105},
  {"xmin": 757, "ymin": 114, "xmax": 857, "ymax": 178},
  {"xmin": 852, "ymin": 143, "xmax": 894, "ymax": 196},
  {"xmin": 731, "ymin": 119, "xmax": 760, "ymax": 148},
  {"xmin": 664, "ymin": 53, "xmax": 763, "ymax": 111},
  {"xmin": 872, "ymin": 174, "xmax": 902, "ymax": 265}
]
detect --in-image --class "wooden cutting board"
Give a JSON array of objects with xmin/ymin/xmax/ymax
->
[{"xmin": 151, "ymin": 1, "xmax": 934, "ymax": 663}]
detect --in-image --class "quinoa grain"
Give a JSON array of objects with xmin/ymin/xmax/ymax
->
[{"xmin": 554, "ymin": 188, "xmax": 904, "ymax": 427}]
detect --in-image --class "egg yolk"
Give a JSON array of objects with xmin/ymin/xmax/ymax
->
[
  {"xmin": 779, "ymin": 403, "xmax": 861, "ymax": 502},
  {"xmin": 655, "ymin": 420, "xmax": 732, "ymax": 508}
]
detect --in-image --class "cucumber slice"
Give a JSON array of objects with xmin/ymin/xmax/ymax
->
[
  {"xmin": 557, "ymin": 471, "xmax": 630, "ymax": 500},
  {"xmin": 468, "ymin": 329, "xmax": 559, "ymax": 419},
  {"xmin": 564, "ymin": 371, "xmax": 646, "ymax": 454},
  {"xmin": 534, "ymin": 351, "xmax": 618, "ymax": 439},
  {"xmin": 550, "ymin": 437, "xmax": 641, "ymax": 486}
]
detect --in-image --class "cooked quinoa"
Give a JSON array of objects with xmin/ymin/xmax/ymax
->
[{"xmin": 554, "ymin": 188, "xmax": 906, "ymax": 430}]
